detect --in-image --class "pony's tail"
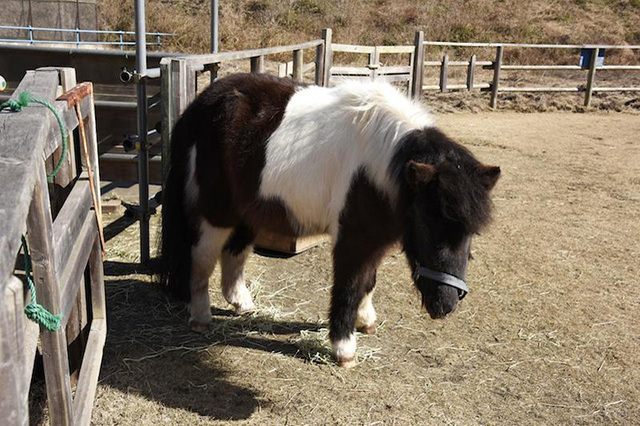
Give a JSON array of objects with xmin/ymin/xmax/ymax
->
[{"xmin": 160, "ymin": 114, "xmax": 194, "ymax": 302}]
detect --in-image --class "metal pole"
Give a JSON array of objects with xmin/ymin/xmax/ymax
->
[
  {"xmin": 211, "ymin": 0, "xmax": 218, "ymax": 53},
  {"xmin": 135, "ymin": 0, "xmax": 150, "ymax": 264},
  {"xmin": 210, "ymin": 0, "xmax": 219, "ymax": 84}
]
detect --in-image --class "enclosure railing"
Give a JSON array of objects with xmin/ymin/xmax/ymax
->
[
  {"xmin": 0, "ymin": 25, "xmax": 174, "ymax": 50},
  {"xmin": 414, "ymin": 35, "xmax": 640, "ymax": 107},
  {"xmin": 0, "ymin": 68, "xmax": 106, "ymax": 425}
]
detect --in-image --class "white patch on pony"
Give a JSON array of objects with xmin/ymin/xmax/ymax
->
[
  {"xmin": 259, "ymin": 80, "xmax": 434, "ymax": 238},
  {"xmin": 332, "ymin": 332, "xmax": 357, "ymax": 364},
  {"xmin": 185, "ymin": 145, "xmax": 199, "ymax": 208},
  {"xmin": 355, "ymin": 290, "xmax": 376, "ymax": 330},
  {"xmin": 221, "ymin": 246, "xmax": 255, "ymax": 315},
  {"xmin": 189, "ymin": 221, "xmax": 232, "ymax": 328}
]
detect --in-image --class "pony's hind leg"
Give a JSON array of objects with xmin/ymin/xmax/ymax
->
[
  {"xmin": 221, "ymin": 224, "xmax": 256, "ymax": 315},
  {"xmin": 189, "ymin": 221, "xmax": 232, "ymax": 333}
]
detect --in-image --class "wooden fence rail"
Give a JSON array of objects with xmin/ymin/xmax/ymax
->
[
  {"xmin": 418, "ymin": 36, "xmax": 640, "ymax": 107},
  {"xmin": 0, "ymin": 68, "xmax": 105, "ymax": 425}
]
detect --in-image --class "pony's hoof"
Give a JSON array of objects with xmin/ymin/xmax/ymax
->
[
  {"xmin": 358, "ymin": 324, "xmax": 377, "ymax": 335},
  {"xmin": 233, "ymin": 302, "xmax": 256, "ymax": 316},
  {"xmin": 337, "ymin": 356, "xmax": 357, "ymax": 368},
  {"xmin": 190, "ymin": 320, "xmax": 210, "ymax": 334}
]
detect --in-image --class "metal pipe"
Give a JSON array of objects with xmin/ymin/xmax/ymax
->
[
  {"xmin": 211, "ymin": 0, "xmax": 219, "ymax": 53},
  {"xmin": 135, "ymin": 0, "xmax": 150, "ymax": 264}
]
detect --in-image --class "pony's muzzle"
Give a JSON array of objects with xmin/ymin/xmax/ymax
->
[{"xmin": 417, "ymin": 279, "xmax": 460, "ymax": 319}]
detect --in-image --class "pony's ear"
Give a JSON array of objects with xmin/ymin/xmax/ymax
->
[
  {"xmin": 405, "ymin": 161, "xmax": 437, "ymax": 187},
  {"xmin": 477, "ymin": 165, "xmax": 501, "ymax": 190}
]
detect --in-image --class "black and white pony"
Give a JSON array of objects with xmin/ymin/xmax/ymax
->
[{"xmin": 161, "ymin": 73, "xmax": 500, "ymax": 367}]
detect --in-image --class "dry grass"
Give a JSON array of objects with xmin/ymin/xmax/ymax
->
[
  {"xmin": 24, "ymin": 111, "xmax": 640, "ymax": 425},
  {"xmin": 98, "ymin": 0, "xmax": 640, "ymax": 64}
]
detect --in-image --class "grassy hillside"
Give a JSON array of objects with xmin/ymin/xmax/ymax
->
[{"xmin": 99, "ymin": 0, "xmax": 640, "ymax": 53}]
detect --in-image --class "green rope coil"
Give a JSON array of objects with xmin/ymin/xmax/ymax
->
[
  {"xmin": 0, "ymin": 91, "xmax": 68, "ymax": 180},
  {"xmin": 21, "ymin": 236, "xmax": 61, "ymax": 332}
]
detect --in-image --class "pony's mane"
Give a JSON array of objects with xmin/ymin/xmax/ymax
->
[
  {"xmin": 436, "ymin": 156, "xmax": 495, "ymax": 234},
  {"xmin": 334, "ymin": 80, "xmax": 434, "ymax": 142}
]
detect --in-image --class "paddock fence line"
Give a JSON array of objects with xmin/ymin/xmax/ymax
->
[
  {"xmin": 0, "ymin": 68, "xmax": 106, "ymax": 425},
  {"xmin": 414, "ymin": 35, "xmax": 640, "ymax": 107}
]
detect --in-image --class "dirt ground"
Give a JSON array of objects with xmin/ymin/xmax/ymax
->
[{"xmin": 30, "ymin": 109, "xmax": 639, "ymax": 425}]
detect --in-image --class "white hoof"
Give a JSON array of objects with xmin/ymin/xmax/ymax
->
[{"xmin": 332, "ymin": 333, "xmax": 356, "ymax": 367}]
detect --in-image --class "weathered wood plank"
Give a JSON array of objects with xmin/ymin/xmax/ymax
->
[
  {"xmin": 255, "ymin": 231, "xmax": 329, "ymax": 255},
  {"xmin": 0, "ymin": 69, "xmax": 59, "ymax": 293},
  {"xmin": 440, "ymin": 54, "xmax": 449, "ymax": 93},
  {"xmin": 315, "ymin": 41, "xmax": 325, "ymax": 85},
  {"xmin": 490, "ymin": 46, "xmax": 504, "ymax": 109},
  {"xmin": 411, "ymin": 31, "xmax": 425, "ymax": 100},
  {"xmin": 160, "ymin": 58, "xmax": 172, "ymax": 184},
  {"xmin": 376, "ymin": 66, "xmax": 412, "ymax": 75},
  {"xmin": 250, "ymin": 56, "xmax": 265, "ymax": 74},
  {"xmin": 331, "ymin": 43, "xmax": 375, "ymax": 53},
  {"xmin": 59, "ymin": 216, "xmax": 96, "ymax": 323},
  {"xmin": 584, "ymin": 47, "xmax": 599, "ymax": 107},
  {"xmin": 40, "ymin": 67, "xmax": 78, "ymax": 188},
  {"xmin": 88, "ymin": 233, "xmax": 106, "ymax": 320},
  {"xmin": 331, "ymin": 66, "xmax": 372, "ymax": 76},
  {"xmin": 184, "ymin": 40, "xmax": 323, "ymax": 67},
  {"xmin": 0, "ymin": 276, "xmax": 28, "ymax": 426},
  {"xmin": 292, "ymin": 49, "xmax": 303, "ymax": 82},
  {"xmin": 72, "ymin": 318, "xmax": 106, "ymax": 426},
  {"xmin": 467, "ymin": 54, "xmax": 476, "ymax": 90},
  {"xmin": 52, "ymin": 177, "xmax": 91, "ymax": 278},
  {"xmin": 376, "ymin": 45, "xmax": 414, "ymax": 54},
  {"xmin": 26, "ymin": 162, "xmax": 73, "ymax": 426},
  {"xmin": 322, "ymin": 29, "xmax": 333, "ymax": 87},
  {"xmin": 42, "ymin": 96, "xmax": 92, "ymax": 160}
]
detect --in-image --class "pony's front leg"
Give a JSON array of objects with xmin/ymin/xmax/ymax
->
[
  {"xmin": 355, "ymin": 282, "xmax": 377, "ymax": 334},
  {"xmin": 330, "ymin": 242, "xmax": 380, "ymax": 367},
  {"xmin": 189, "ymin": 222, "xmax": 232, "ymax": 333},
  {"xmin": 221, "ymin": 245, "xmax": 255, "ymax": 315}
]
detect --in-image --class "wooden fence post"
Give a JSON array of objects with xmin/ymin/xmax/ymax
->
[
  {"xmin": 315, "ymin": 39, "xmax": 325, "ymax": 85},
  {"xmin": 584, "ymin": 47, "xmax": 599, "ymax": 107},
  {"xmin": 440, "ymin": 54, "xmax": 449, "ymax": 92},
  {"xmin": 27, "ymin": 162, "xmax": 74, "ymax": 426},
  {"xmin": 490, "ymin": 45, "xmax": 504, "ymax": 109},
  {"xmin": 0, "ymin": 276, "xmax": 28, "ymax": 426},
  {"xmin": 467, "ymin": 54, "xmax": 476, "ymax": 90},
  {"xmin": 411, "ymin": 31, "xmax": 424, "ymax": 100},
  {"xmin": 250, "ymin": 55, "xmax": 264, "ymax": 74},
  {"xmin": 160, "ymin": 58, "xmax": 172, "ymax": 185},
  {"xmin": 321, "ymin": 28, "xmax": 333, "ymax": 87},
  {"xmin": 293, "ymin": 49, "xmax": 303, "ymax": 82}
]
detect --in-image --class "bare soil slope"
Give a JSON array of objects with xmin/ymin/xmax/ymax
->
[{"xmin": 31, "ymin": 112, "xmax": 639, "ymax": 425}]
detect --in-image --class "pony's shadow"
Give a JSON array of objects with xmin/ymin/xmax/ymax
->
[{"xmin": 100, "ymin": 261, "xmax": 324, "ymax": 420}]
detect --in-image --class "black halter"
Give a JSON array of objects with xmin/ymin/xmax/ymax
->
[{"xmin": 413, "ymin": 264, "xmax": 469, "ymax": 300}]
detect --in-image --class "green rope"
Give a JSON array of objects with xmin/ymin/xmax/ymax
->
[
  {"xmin": 0, "ymin": 91, "xmax": 68, "ymax": 180},
  {"xmin": 2, "ymin": 92, "xmax": 69, "ymax": 331},
  {"xmin": 21, "ymin": 236, "xmax": 61, "ymax": 332}
]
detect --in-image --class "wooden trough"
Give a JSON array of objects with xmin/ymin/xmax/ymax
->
[{"xmin": 0, "ymin": 67, "xmax": 105, "ymax": 425}]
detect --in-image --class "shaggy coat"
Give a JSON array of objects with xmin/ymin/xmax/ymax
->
[{"xmin": 161, "ymin": 73, "xmax": 499, "ymax": 366}]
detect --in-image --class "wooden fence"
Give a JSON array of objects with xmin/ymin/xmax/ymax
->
[
  {"xmin": 415, "ymin": 36, "xmax": 640, "ymax": 107},
  {"xmin": 0, "ymin": 67, "xmax": 105, "ymax": 425}
]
